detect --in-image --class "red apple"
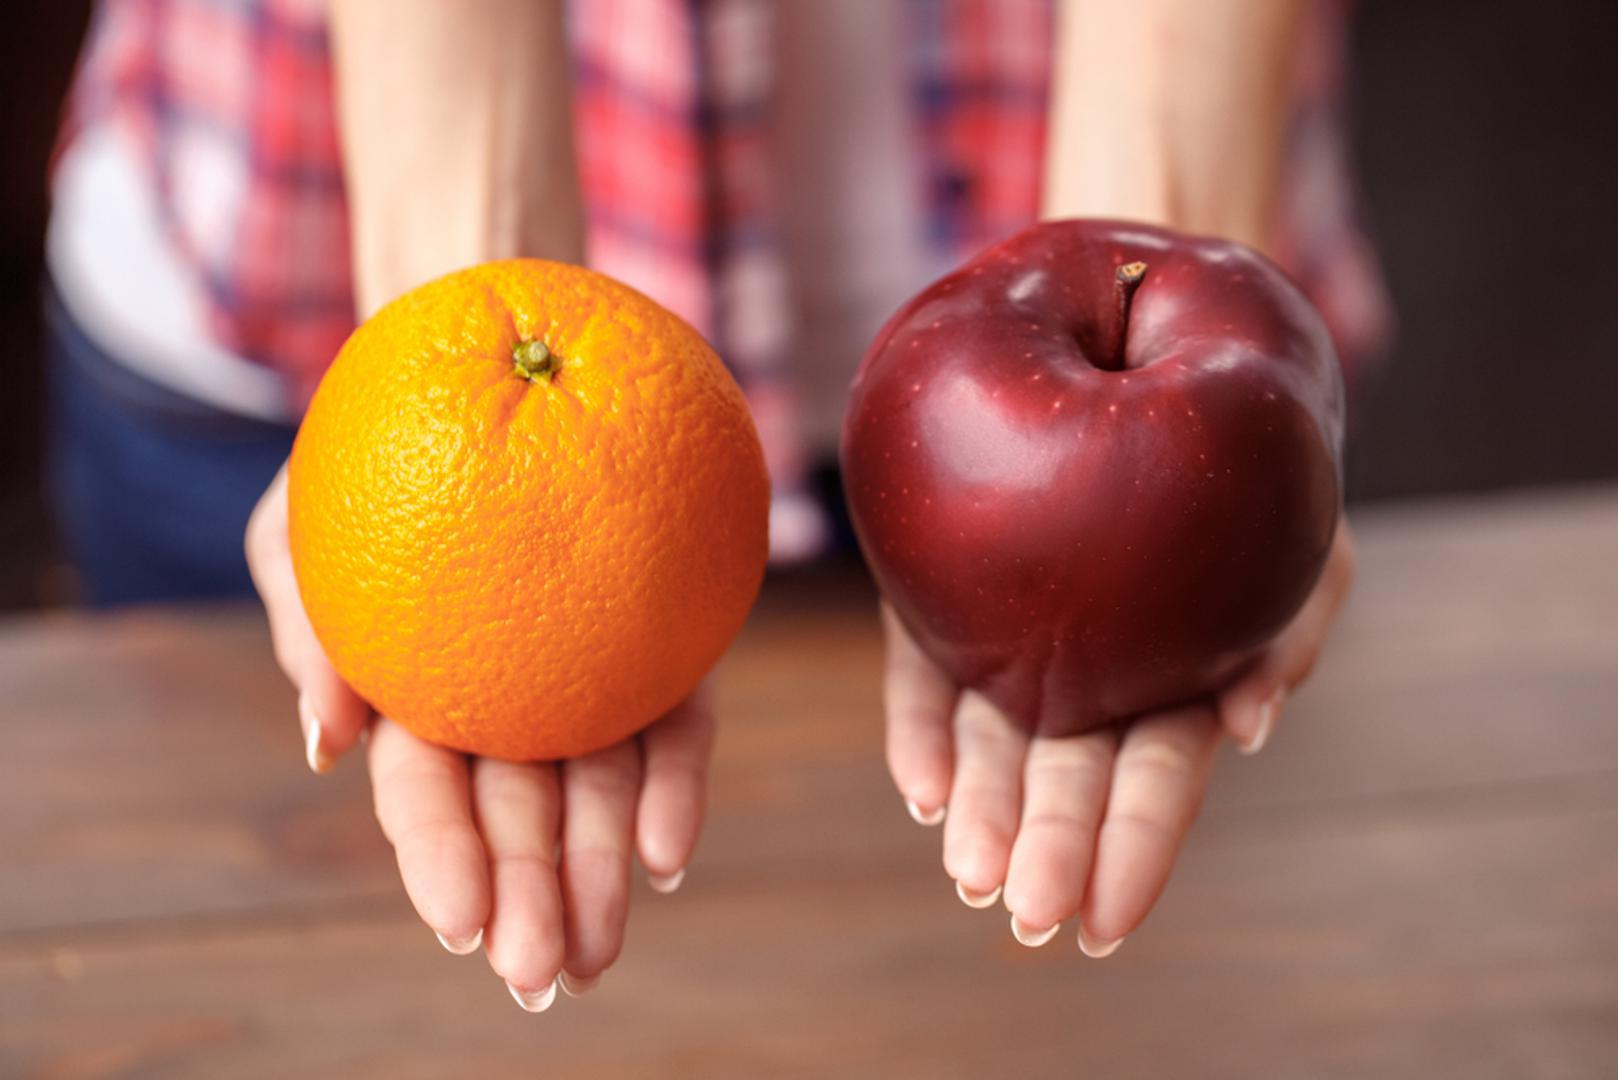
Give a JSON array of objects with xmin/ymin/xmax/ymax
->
[{"xmin": 841, "ymin": 219, "xmax": 1343, "ymax": 735}]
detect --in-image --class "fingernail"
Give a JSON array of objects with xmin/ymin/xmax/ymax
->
[
  {"xmin": 559, "ymin": 970, "xmax": 600, "ymax": 997},
  {"xmin": 1239, "ymin": 690, "xmax": 1284, "ymax": 756},
  {"xmin": 955, "ymin": 880, "xmax": 1002, "ymax": 909},
  {"xmin": 1078, "ymin": 926, "xmax": 1124, "ymax": 958},
  {"xmin": 648, "ymin": 868, "xmax": 686, "ymax": 894},
  {"xmin": 507, "ymin": 978, "xmax": 558, "ymax": 1013},
  {"xmin": 434, "ymin": 927, "xmax": 483, "ymax": 956},
  {"xmin": 299, "ymin": 694, "xmax": 335, "ymax": 774},
  {"xmin": 1010, "ymin": 915, "xmax": 1060, "ymax": 947},
  {"xmin": 905, "ymin": 798, "xmax": 946, "ymax": 827}
]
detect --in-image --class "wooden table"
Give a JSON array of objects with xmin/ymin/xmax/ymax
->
[{"xmin": 3, "ymin": 487, "xmax": 1616, "ymax": 1078}]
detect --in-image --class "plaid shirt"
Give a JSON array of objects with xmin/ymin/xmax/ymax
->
[{"xmin": 57, "ymin": 0, "xmax": 1389, "ymax": 477}]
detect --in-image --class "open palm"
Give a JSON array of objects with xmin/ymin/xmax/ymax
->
[
  {"xmin": 882, "ymin": 522, "xmax": 1355, "ymax": 953},
  {"xmin": 247, "ymin": 466, "xmax": 711, "ymax": 1011}
]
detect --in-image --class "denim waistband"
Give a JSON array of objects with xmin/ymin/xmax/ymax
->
[{"xmin": 44, "ymin": 279, "xmax": 302, "ymax": 441}]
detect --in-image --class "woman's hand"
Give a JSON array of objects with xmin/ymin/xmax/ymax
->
[
  {"xmin": 957, "ymin": 0, "xmax": 1351, "ymax": 951},
  {"xmin": 881, "ymin": 518, "xmax": 1355, "ymax": 953},
  {"xmin": 246, "ymin": 466, "xmax": 713, "ymax": 1010}
]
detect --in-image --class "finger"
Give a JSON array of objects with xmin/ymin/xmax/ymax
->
[
  {"xmin": 558, "ymin": 739, "xmax": 643, "ymax": 990},
  {"xmin": 882, "ymin": 604, "xmax": 957, "ymax": 824},
  {"xmin": 941, "ymin": 690, "xmax": 1029, "ymax": 905},
  {"xmin": 368, "ymin": 718, "xmax": 490, "ymax": 952},
  {"xmin": 1079, "ymin": 705, "xmax": 1221, "ymax": 956},
  {"xmin": 1001, "ymin": 727, "xmax": 1119, "ymax": 943},
  {"xmin": 1221, "ymin": 522, "xmax": 1357, "ymax": 753},
  {"xmin": 472, "ymin": 755, "xmax": 566, "ymax": 1009},
  {"xmin": 246, "ymin": 465, "xmax": 370, "ymax": 771},
  {"xmin": 293, "ymin": 663, "xmax": 372, "ymax": 773},
  {"xmin": 637, "ymin": 690, "xmax": 716, "ymax": 891}
]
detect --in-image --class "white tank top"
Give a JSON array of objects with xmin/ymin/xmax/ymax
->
[{"xmin": 47, "ymin": 120, "xmax": 295, "ymax": 423}]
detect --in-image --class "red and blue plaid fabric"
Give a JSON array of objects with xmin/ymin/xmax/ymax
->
[
  {"xmin": 58, "ymin": 0, "xmax": 1389, "ymax": 469},
  {"xmin": 58, "ymin": 0, "xmax": 354, "ymax": 401}
]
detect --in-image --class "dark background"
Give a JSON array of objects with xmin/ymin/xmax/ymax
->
[
  {"xmin": 1347, "ymin": 0, "xmax": 1618, "ymax": 498},
  {"xmin": 2, "ymin": 1, "xmax": 1615, "ymax": 610}
]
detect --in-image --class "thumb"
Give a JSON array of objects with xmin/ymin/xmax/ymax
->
[
  {"xmin": 1220, "ymin": 522, "xmax": 1356, "ymax": 754},
  {"xmin": 246, "ymin": 464, "xmax": 372, "ymax": 771}
]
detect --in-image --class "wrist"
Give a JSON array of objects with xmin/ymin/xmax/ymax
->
[
  {"xmin": 1039, "ymin": 124, "xmax": 1276, "ymax": 255},
  {"xmin": 332, "ymin": 0, "xmax": 583, "ymax": 318},
  {"xmin": 1040, "ymin": 0, "xmax": 1297, "ymax": 256},
  {"xmin": 351, "ymin": 198, "xmax": 585, "ymax": 319}
]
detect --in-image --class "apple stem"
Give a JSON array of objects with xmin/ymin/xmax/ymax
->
[{"xmin": 1103, "ymin": 261, "xmax": 1148, "ymax": 372}]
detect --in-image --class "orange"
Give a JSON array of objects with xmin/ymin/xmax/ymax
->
[{"xmin": 287, "ymin": 259, "xmax": 769, "ymax": 761}]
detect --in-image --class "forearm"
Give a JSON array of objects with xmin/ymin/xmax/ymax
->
[
  {"xmin": 1042, "ymin": 0, "xmax": 1306, "ymax": 253},
  {"xmin": 330, "ymin": 0, "xmax": 584, "ymax": 316}
]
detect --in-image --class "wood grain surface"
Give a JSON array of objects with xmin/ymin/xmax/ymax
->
[{"xmin": 2, "ymin": 486, "xmax": 1616, "ymax": 1078}]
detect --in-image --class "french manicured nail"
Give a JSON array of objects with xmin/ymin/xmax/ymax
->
[
  {"xmin": 955, "ymin": 881, "xmax": 1002, "ymax": 909},
  {"xmin": 507, "ymin": 979, "xmax": 558, "ymax": 1013},
  {"xmin": 559, "ymin": 970, "xmax": 600, "ymax": 997},
  {"xmin": 648, "ymin": 868, "xmax": 686, "ymax": 894},
  {"xmin": 299, "ymin": 694, "xmax": 335, "ymax": 773},
  {"xmin": 434, "ymin": 928, "xmax": 483, "ymax": 956},
  {"xmin": 1010, "ymin": 915, "xmax": 1060, "ymax": 947},
  {"xmin": 1078, "ymin": 926, "xmax": 1124, "ymax": 958},
  {"xmin": 905, "ymin": 798, "xmax": 946, "ymax": 826},
  {"xmin": 1239, "ymin": 690, "xmax": 1284, "ymax": 756}
]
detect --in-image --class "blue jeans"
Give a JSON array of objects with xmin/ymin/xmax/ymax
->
[{"xmin": 45, "ymin": 285, "xmax": 299, "ymax": 606}]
